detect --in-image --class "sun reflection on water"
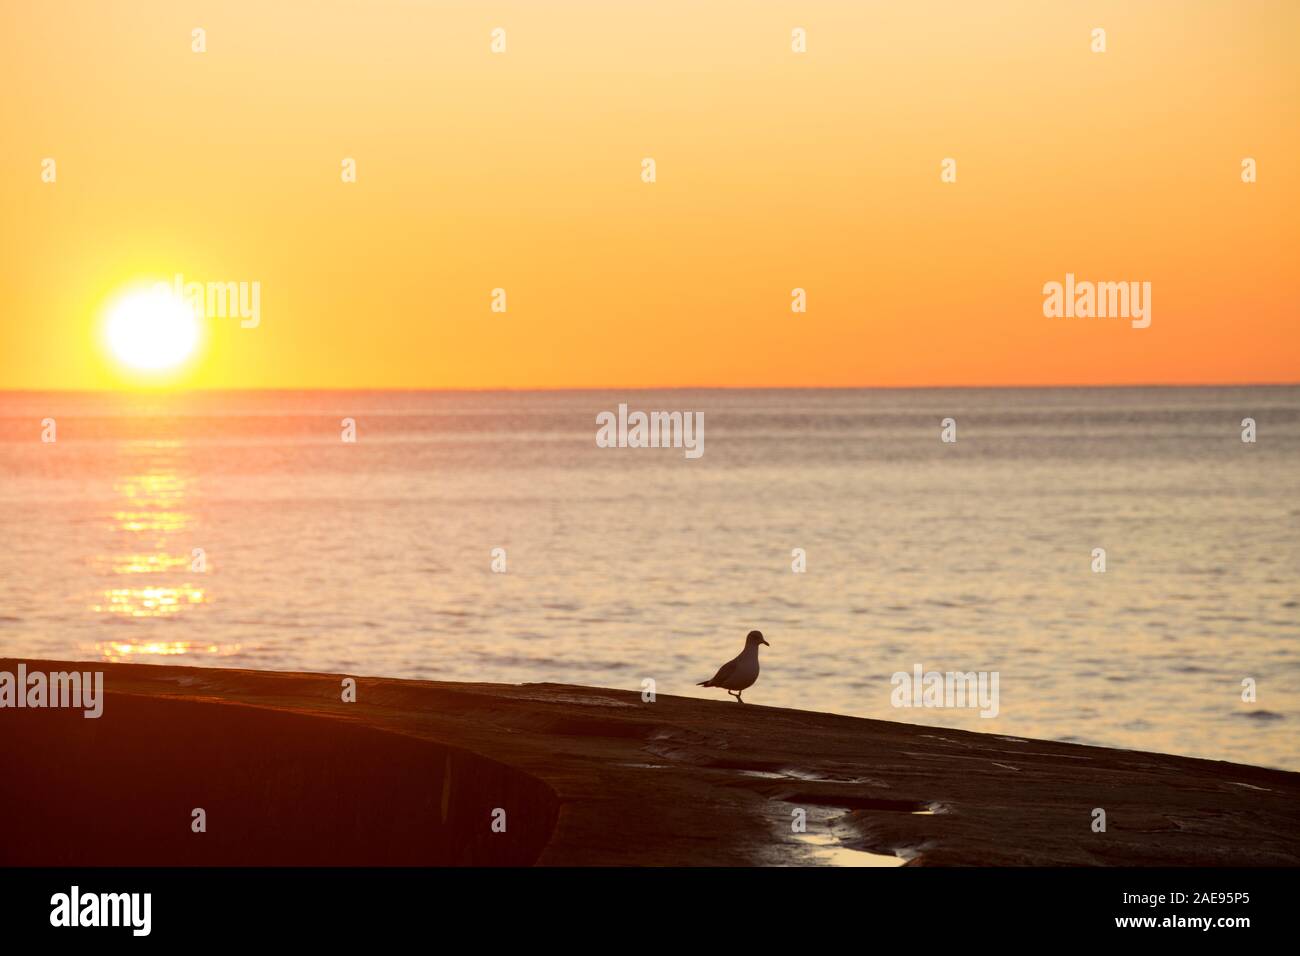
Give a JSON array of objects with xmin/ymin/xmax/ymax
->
[
  {"xmin": 91, "ymin": 452, "xmax": 234, "ymax": 660},
  {"xmin": 93, "ymin": 640, "xmax": 241, "ymax": 660},
  {"xmin": 114, "ymin": 472, "xmax": 188, "ymax": 501},
  {"xmin": 92, "ymin": 584, "xmax": 207, "ymax": 617},
  {"xmin": 107, "ymin": 553, "xmax": 193, "ymax": 574},
  {"xmin": 112, "ymin": 510, "xmax": 192, "ymax": 533}
]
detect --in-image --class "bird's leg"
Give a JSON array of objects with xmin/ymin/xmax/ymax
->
[{"xmin": 735, "ymin": 691, "xmax": 745, "ymax": 704}]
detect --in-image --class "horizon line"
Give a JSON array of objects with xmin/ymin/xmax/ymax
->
[{"xmin": 2, "ymin": 380, "xmax": 1298, "ymax": 395}]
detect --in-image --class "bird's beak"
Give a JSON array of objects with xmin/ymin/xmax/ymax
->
[{"xmin": 761, "ymin": 638, "xmax": 770, "ymax": 646}]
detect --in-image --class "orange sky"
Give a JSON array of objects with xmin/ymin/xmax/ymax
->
[{"xmin": 1, "ymin": 0, "xmax": 1296, "ymax": 390}]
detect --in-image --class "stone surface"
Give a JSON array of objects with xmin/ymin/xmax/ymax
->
[{"xmin": 2, "ymin": 658, "xmax": 1297, "ymax": 866}]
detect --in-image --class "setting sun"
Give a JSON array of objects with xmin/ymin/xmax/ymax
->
[{"xmin": 103, "ymin": 287, "xmax": 202, "ymax": 374}]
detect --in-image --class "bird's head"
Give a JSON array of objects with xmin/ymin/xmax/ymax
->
[{"xmin": 746, "ymin": 629, "xmax": 769, "ymax": 647}]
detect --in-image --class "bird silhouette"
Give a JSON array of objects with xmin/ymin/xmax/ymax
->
[{"xmin": 698, "ymin": 630, "xmax": 769, "ymax": 703}]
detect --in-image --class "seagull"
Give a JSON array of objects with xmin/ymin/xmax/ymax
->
[{"xmin": 698, "ymin": 630, "xmax": 769, "ymax": 704}]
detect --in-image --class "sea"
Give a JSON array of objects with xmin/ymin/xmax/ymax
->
[{"xmin": 1, "ymin": 386, "xmax": 1296, "ymax": 770}]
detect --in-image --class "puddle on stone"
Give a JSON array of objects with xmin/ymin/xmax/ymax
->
[
  {"xmin": 781, "ymin": 768, "xmax": 880, "ymax": 784},
  {"xmin": 792, "ymin": 833, "xmax": 906, "ymax": 867},
  {"xmin": 779, "ymin": 768, "xmax": 831, "ymax": 781},
  {"xmin": 735, "ymin": 767, "xmax": 883, "ymax": 785}
]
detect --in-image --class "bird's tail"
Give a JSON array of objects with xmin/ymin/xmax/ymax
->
[{"xmin": 697, "ymin": 681, "xmax": 712, "ymax": 687}]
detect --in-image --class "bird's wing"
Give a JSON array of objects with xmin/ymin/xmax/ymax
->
[{"xmin": 706, "ymin": 657, "xmax": 739, "ymax": 685}]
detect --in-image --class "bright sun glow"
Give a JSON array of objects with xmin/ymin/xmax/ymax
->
[{"xmin": 104, "ymin": 287, "xmax": 202, "ymax": 373}]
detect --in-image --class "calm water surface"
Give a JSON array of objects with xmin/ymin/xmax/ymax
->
[{"xmin": 1, "ymin": 387, "xmax": 1296, "ymax": 769}]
